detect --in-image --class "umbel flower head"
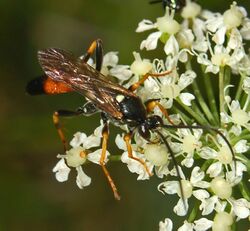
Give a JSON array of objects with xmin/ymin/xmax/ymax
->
[{"xmin": 51, "ymin": 1, "xmax": 249, "ymax": 230}]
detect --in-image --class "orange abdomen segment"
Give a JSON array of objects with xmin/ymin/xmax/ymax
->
[
  {"xmin": 26, "ymin": 75, "xmax": 73, "ymax": 95},
  {"xmin": 43, "ymin": 78, "xmax": 72, "ymax": 94}
]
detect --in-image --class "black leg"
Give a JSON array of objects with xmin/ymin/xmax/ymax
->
[{"xmin": 79, "ymin": 39, "xmax": 103, "ymax": 72}]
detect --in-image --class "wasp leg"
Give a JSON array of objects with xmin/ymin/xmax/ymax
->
[
  {"xmin": 53, "ymin": 103, "xmax": 99, "ymax": 152},
  {"xmin": 99, "ymin": 119, "xmax": 121, "ymax": 200},
  {"xmin": 124, "ymin": 133, "xmax": 153, "ymax": 177},
  {"xmin": 129, "ymin": 69, "xmax": 172, "ymax": 92},
  {"xmin": 79, "ymin": 39, "xmax": 103, "ymax": 72},
  {"xmin": 146, "ymin": 99, "xmax": 174, "ymax": 125}
]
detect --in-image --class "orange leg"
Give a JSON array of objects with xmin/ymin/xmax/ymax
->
[
  {"xmin": 146, "ymin": 100, "xmax": 175, "ymax": 125},
  {"xmin": 100, "ymin": 123, "xmax": 121, "ymax": 200},
  {"xmin": 53, "ymin": 111, "xmax": 68, "ymax": 152},
  {"xmin": 124, "ymin": 133, "xmax": 153, "ymax": 177},
  {"xmin": 129, "ymin": 70, "xmax": 172, "ymax": 92},
  {"xmin": 53, "ymin": 110, "xmax": 84, "ymax": 152}
]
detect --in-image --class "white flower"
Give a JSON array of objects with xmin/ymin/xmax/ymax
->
[
  {"xmin": 158, "ymin": 167, "xmax": 210, "ymax": 216},
  {"xmin": 221, "ymin": 98, "xmax": 250, "ymax": 133},
  {"xmin": 52, "ymin": 122, "xmax": 110, "ymax": 189},
  {"xmin": 200, "ymin": 134, "xmax": 247, "ymax": 180},
  {"xmin": 228, "ymin": 198, "xmax": 250, "ymax": 219},
  {"xmin": 136, "ymin": 8, "xmax": 181, "ymax": 56},
  {"xmin": 204, "ymin": 2, "xmax": 248, "ymax": 45},
  {"xmin": 172, "ymin": 125, "xmax": 203, "ymax": 168},
  {"xmin": 99, "ymin": 51, "xmax": 132, "ymax": 82},
  {"xmin": 115, "ymin": 134, "xmax": 164, "ymax": 180},
  {"xmin": 158, "ymin": 70, "xmax": 196, "ymax": 107}
]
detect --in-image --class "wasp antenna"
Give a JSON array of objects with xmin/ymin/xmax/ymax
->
[
  {"xmin": 156, "ymin": 130, "xmax": 187, "ymax": 212},
  {"xmin": 161, "ymin": 124, "xmax": 236, "ymax": 173}
]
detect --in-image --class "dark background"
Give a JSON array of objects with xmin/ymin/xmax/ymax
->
[{"xmin": 1, "ymin": 0, "xmax": 249, "ymax": 230}]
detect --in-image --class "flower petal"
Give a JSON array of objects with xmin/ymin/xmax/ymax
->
[
  {"xmin": 164, "ymin": 35, "xmax": 179, "ymax": 56},
  {"xmin": 159, "ymin": 218, "xmax": 173, "ymax": 231},
  {"xmin": 121, "ymin": 152, "xmax": 153, "ymax": 180},
  {"xmin": 76, "ymin": 166, "xmax": 91, "ymax": 189},
  {"xmin": 174, "ymin": 198, "xmax": 188, "ymax": 216},
  {"xmin": 206, "ymin": 162, "xmax": 222, "ymax": 177},
  {"xmin": 179, "ymin": 93, "xmax": 195, "ymax": 106},
  {"xmin": 87, "ymin": 149, "xmax": 110, "ymax": 165},
  {"xmin": 158, "ymin": 181, "xmax": 179, "ymax": 195},
  {"xmin": 229, "ymin": 198, "xmax": 250, "ymax": 219},
  {"xmin": 136, "ymin": 19, "xmax": 155, "ymax": 32},
  {"xmin": 140, "ymin": 31, "xmax": 162, "ymax": 50},
  {"xmin": 193, "ymin": 218, "xmax": 213, "ymax": 231},
  {"xmin": 234, "ymin": 139, "xmax": 249, "ymax": 153},
  {"xmin": 103, "ymin": 51, "xmax": 119, "ymax": 67},
  {"xmin": 52, "ymin": 158, "xmax": 71, "ymax": 182},
  {"xmin": 178, "ymin": 220, "xmax": 194, "ymax": 231},
  {"xmin": 70, "ymin": 132, "xmax": 87, "ymax": 148}
]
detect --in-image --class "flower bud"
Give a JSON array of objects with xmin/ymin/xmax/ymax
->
[
  {"xmin": 157, "ymin": 17, "xmax": 180, "ymax": 34},
  {"xmin": 144, "ymin": 144, "xmax": 169, "ymax": 166},
  {"xmin": 211, "ymin": 177, "xmax": 232, "ymax": 199},
  {"xmin": 181, "ymin": 1, "xmax": 201, "ymax": 19},
  {"xmin": 130, "ymin": 52, "xmax": 152, "ymax": 75},
  {"xmin": 223, "ymin": 3, "xmax": 243, "ymax": 30},
  {"xmin": 212, "ymin": 212, "xmax": 233, "ymax": 231}
]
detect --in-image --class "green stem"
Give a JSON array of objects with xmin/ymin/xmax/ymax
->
[
  {"xmin": 224, "ymin": 66, "xmax": 231, "ymax": 114},
  {"xmin": 187, "ymin": 200, "xmax": 200, "ymax": 223},
  {"xmin": 172, "ymin": 108, "xmax": 193, "ymax": 124},
  {"xmin": 231, "ymin": 134, "xmax": 250, "ymax": 146},
  {"xmin": 235, "ymin": 74, "xmax": 245, "ymax": 101},
  {"xmin": 109, "ymin": 155, "xmax": 121, "ymax": 161},
  {"xmin": 202, "ymin": 66, "xmax": 220, "ymax": 125},
  {"xmin": 238, "ymin": 181, "xmax": 250, "ymax": 201},
  {"xmin": 192, "ymin": 80, "xmax": 217, "ymax": 125},
  {"xmin": 176, "ymin": 98, "xmax": 208, "ymax": 125},
  {"xmin": 219, "ymin": 67, "xmax": 225, "ymax": 118}
]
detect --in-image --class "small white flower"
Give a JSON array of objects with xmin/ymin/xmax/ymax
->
[
  {"xmin": 52, "ymin": 122, "xmax": 109, "ymax": 189},
  {"xmin": 228, "ymin": 198, "xmax": 250, "ymax": 219},
  {"xmin": 159, "ymin": 70, "xmax": 196, "ymax": 107},
  {"xmin": 98, "ymin": 51, "xmax": 132, "ymax": 82},
  {"xmin": 158, "ymin": 167, "xmax": 210, "ymax": 216},
  {"xmin": 221, "ymin": 98, "xmax": 250, "ymax": 133},
  {"xmin": 136, "ymin": 8, "xmax": 181, "ymax": 55}
]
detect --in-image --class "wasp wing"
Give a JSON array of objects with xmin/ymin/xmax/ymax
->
[{"xmin": 38, "ymin": 48, "xmax": 135, "ymax": 119}]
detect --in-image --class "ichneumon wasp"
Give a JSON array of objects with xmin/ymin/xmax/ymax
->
[{"xmin": 26, "ymin": 39, "xmax": 235, "ymax": 202}]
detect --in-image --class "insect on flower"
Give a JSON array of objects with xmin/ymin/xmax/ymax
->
[
  {"xmin": 26, "ymin": 39, "xmax": 235, "ymax": 201},
  {"xmin": 149, "ymin": 0, "xmax": 186, "ymax": 11}
]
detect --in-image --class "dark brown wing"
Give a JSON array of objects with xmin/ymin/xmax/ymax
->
[{"xmin": 38, "ymin": 48, "xmax": 136, "ymax": 119}]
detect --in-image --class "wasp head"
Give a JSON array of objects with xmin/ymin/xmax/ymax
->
[{"xmin": 138, "ymin": 115, "xmax": 163, "ymax": 140}]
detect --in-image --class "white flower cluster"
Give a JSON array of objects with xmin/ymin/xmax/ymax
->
[{"xmin": 52, "ymin": 1, "xmax": 250, "ymax": 230}]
